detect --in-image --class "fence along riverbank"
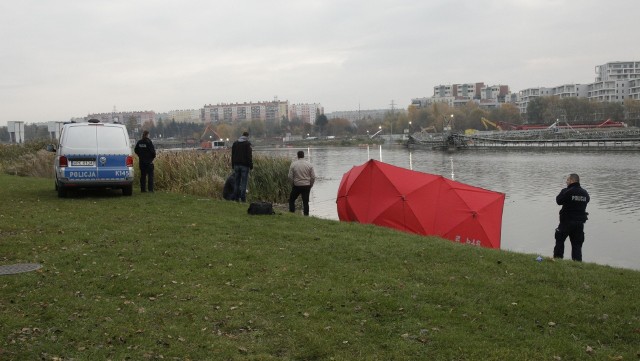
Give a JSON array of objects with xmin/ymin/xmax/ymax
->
[{"xmin": 407, "ymin": 126, "xmax": 640, "ymax": 151}]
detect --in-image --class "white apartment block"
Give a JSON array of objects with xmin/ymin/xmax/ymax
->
[
  {"xmin": 629, "ymin": 79, "xmax": 640, "ymax": 101},
  {"xmin": 166, "ymin": 109, "xmax": 202, "ymax": 123},
  {"xmin": 595, "ymin": 61, "xmax": 640, "ymax": 82},
  {"xmin": 551, "ymin": 84, "xmax": 588, "ymax": 98},
  {"xmin": 289, "ymin": 103, "xmax": 324, "ymax": 124},
  {"xmin": 514, "ymin": 61, "xmax": 640, "ymax": 114},
  {"xmin": 587, "ymin": 80, "xmax": 630, "ymax": 102},
  {"xmin": 418, "ymin": 82, "xmax": 508, "ymax": 110},
  {"xmin": 480, "ymin": 85, "xmax": 509, "ymax": 101},
  {"xmin": 433, "ymin": 83, "xmax": 483, "ymax": 99},
  {"xmin": 203, "ymin": 100, "xmax": 289, "ymax": 123}
]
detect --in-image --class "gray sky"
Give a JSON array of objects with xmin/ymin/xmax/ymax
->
[{"xmin": 1, "ymin": 0, "xmax": 638, "ymax": 126}]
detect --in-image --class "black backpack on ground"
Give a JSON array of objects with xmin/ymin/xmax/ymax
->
[{"xmin": 247, "ymin": 201, "xmax": 275, "ymax": 215}]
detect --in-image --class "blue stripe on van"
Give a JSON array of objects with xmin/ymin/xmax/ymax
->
[{"xmin": 63, "ymin": 154, "xmax": 131, "ymax": 181}]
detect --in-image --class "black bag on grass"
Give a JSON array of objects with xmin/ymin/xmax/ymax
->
[{"xmin": 247, "ymin": 201, "xmax": 275, "ymax": 215}]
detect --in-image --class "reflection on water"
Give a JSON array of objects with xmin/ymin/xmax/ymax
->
[{"xmin": 258, "ymin": 146, "xmax": 640, "ymax": 271}]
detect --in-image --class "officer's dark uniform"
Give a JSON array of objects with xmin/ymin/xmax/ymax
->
[
  {"xmin": 134, "ymin": 135, "xmax": 156, "ymax": 192},
  {"xmin": 554, "ymin": 182, "xmax": 590, "ymax": 261}
]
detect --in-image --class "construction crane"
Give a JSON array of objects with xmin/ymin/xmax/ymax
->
[{"xmin": 481, "ymin": 117, "xmax": 503, "ymax": 131}]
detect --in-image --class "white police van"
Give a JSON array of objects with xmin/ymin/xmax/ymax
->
[{"xmin": 48, "ymin": 119, "xmax": 134, "ymax": 197}]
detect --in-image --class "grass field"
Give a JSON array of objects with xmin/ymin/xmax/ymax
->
[{"xmin": 0, "ymin": 174, "xmax": 638, "ymax": 360}]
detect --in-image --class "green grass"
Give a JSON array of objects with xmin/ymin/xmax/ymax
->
[
  {"xmin": 0, "ymin": 174, "xmax": 638, "ymax": 360},
  {"xmin": 0, "ymin": 142, "xmax": 292, "ymax": 203}
]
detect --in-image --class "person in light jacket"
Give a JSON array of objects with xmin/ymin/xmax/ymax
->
[{"xmin": 288, "ymin": 151, "xmax": 316, "ymax": 216}]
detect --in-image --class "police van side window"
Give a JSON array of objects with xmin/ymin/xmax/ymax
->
[
  {"xmin": 97, "ymin": 127, "xmax": 128, "ymax": 153},
  {"xmin": 63, "ymin": 127, "xmax": 97, "ymax": 150}
]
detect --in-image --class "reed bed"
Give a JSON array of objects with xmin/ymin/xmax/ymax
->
[
  {"xmin": 141, "ymin": 149, "xmax": 291, "ymax": 202},
  {"xmin": 1, "ymin": 143, "xmax": 292, "ymax": 203},
  {"xmin": 0, "ymin": 140, "xmax": 54, "ymax": 178}
]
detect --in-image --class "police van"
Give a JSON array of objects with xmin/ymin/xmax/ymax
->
[{"xmin": 48, "ymin": 119, "xmax": 134, "ymax": 197}]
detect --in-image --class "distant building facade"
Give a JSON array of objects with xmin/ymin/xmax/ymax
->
[
  {"xmin": 515, "ymin": 61, "xmax": 640, "ymax": 114},
  {"xmin": 326, "ymin": 109, "xmax": 390, "ymax": 122},
  {"xmin": 86, "ymin": 111, "xmax": 155, "ymax": 127},
  {"xmin": 203, "ymin": 100, "xmax": 289, "ymax": 123},
  {"xmin": 165, "ymin": 109, "xmax": 202, "ymax": 123},
  {"xmin": 289, "ymin": 103, "xmax": 324, "ymax": 124},
  {"xmin": 412, "ymin": 82, "xmax": 510, "ymax": 110}
]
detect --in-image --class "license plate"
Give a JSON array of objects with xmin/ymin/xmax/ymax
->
[{"xmin": 71, "ymin": 161, "xmax": 95, "ymax": 166}]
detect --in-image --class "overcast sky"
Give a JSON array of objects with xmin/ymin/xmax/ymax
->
[{"xmin": 1, "ymin": 0, "xmax": 638, "ymax": 126}]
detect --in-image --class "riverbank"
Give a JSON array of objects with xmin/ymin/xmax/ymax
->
[{"xmin": 1, "ymin": 174, "xmax": 638, "ymax": 360}]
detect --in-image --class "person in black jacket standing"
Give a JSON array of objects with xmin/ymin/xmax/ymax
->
[
  {"xmin": 231, "ymin": 131, "xmax": 253, "ymax": 202},
  {"xmin": 134, "ymin": 130, "xmax": 156, "ymax": 193},
  {"xmin": 553, "ymin": 173, "xmax": 590, "ymax": 261}
]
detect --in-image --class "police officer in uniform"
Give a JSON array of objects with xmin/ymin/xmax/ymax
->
[
  {"xmin": 134, "ymin": 130, "xmax": 156, "ymax": 193},
  {"xmin": 553, "ymin": 173, "xmax": 590, "ymax": 261}
]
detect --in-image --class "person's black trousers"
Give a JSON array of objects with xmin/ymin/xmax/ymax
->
[
  {"xmin": 289, "ymin": 185, "xmax": 311, "ymax": 216},
  {"xmin": 139, "ymin": 162, "xmax": 154, "ymax": 192},
  {"xmin": 554, "ymin": 221, "xmax": 585, "ymax": 261}
]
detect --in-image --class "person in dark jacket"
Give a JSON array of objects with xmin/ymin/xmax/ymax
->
[
  {"xmin": 553, "ymin": 173, "xmax": 590, "ymax": 261},
  {"xmin": 134, "ymin": 130, "xmax": 156, "ymax": 193},
  {"xmin": 231, "ymin": 132, "xmax": 253, "ymax": 202}
]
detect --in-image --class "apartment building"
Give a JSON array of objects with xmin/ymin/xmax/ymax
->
[
  {"xmin": 414, "ymin": 82, "xmax": 508, "ymax": 110},
  {"xmin": 481, "ymin": 85, "xmax": 509, "ymax": 101},
  {"xmin": 595, "ymin": 61, "xmax": 640, "ymax": 82},
  {"xmin": 289, "ymin": 103, "xmax": 324, "ymax": 124},
  {"xmin": 629, "ymin": 78, "xmax": 640, "ymax": 101},
  {"xmin": 202, "ymin": 100, "xmax": 289, "ymax": 123},
  {"xmin": 515, "ymin": 87, "xmax": 554, "ymax": 114},
  {"xmin": 587, "ymin": 80, "xmax": 630, "ymax": 102},
  {"xmin": 514, "ymin": 61, "xmax": 640, "ymax": 114},
  {"xmin": 86, "ymin": 111, "xmax": 155, "ymax": 127},
  {"xmin": 165, "ymin": 109, "xmax": 202, "ymax": 123},
  {"xmin": 433, "ymin": 83, "xmax": 484, "ymax": 99},
  {"xmin": 326, "ymin": 109, "xmax": 389, "ymax": 122}
]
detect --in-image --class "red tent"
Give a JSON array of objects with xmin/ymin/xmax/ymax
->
[{"xmin": 336, "ymin": 160, "xmax": 505, "ymax": 249}]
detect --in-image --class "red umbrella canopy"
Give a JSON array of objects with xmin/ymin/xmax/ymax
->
[{"xmin": 336, "ymin": 159, "xmax": 505, "ymax": 249}]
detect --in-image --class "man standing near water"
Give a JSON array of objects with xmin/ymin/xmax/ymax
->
[
  {"xmin": 288, "ymin": 150, "xmax": 315, "ymax": 216},
  {"xmin": 553, "ymin": 173, "xmax": 590, "ymax": 261},
  {"xmin": 231, "ymin": 131, "xmax": 253, "ymax": 202}
]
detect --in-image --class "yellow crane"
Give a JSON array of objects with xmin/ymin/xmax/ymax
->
[{"xmin": 481, "ymin": 117, "xmax": 503, "ymax": 131}]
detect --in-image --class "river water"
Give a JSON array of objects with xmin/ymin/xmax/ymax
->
[{"xmin": 257, "ymin": 146, "xmax": 640, "ymax": 271}]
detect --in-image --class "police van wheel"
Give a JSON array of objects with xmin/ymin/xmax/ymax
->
[
  {"xmin": 122, "ymin": 185, "xmax": 133, "ymax": 196},
  {"xmin": 57, "ymin": 185, "xmax": 67, "ymax": 198}
]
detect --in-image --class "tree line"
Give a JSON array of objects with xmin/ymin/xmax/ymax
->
[{"xmin": 4, "ymin": 98, "xmax": 640, "ymax": 143}]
